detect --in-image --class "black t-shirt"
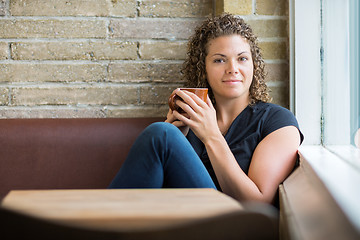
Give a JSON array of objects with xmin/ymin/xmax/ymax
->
[{"xmin": 186, "ymin": 101, "xmax": 304, "ymax": 190}]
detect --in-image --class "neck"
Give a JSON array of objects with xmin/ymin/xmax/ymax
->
[{"xmin": 215, "ymin": 97, "xmax": 250, "ymax": 134}]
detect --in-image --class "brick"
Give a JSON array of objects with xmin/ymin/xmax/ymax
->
[
  {"xmin": 0, "ymin": 107, "xmax": 106, "ymax": 118},
  {"xmin": 264, "ymin": 63, "xmax": 289, "ymax": 83},
  {"xmin": 216, "ymin": 0, "xmax": 252, "ymax": 15},
  {"xmin": 10, "ymin": 0, "xmax": 107, "ymax": 16},
  {"xmin": 140, "ymin": 85, "xmax": 182, "ymax": 104},
  {"xmin": 10, "ymin": 0, "xmax": 137, "ymax": 17},
  {"xmin": 108, "ymin": 62, "xmax": 184, "ymax": 83},
  {"xmin": 0, "ymin": 63, "xmax": 107, "ymax": 82},
  {"xmin": 0, "ymin": 0, "xmax": 5, "ymax": 16},
  {"xmin": 109, "ymin": 18, "xmax": 201, "ymax": 40},
  {"xmin": 0, "ymin": 19, "xmax": 106, "ymax": 39},
  {"xmin": 11, "ymin": 86, "xmax": 139, "ymax": 106},
  {"xmin": 105, "ymin": 105, "xmax": 168, "ymax": 118},
  {"xmin": 109, "ymin": 0, "xmax": 137, "ymax": 17},
  {"xmin": 139, "ymin": 41, "xmax": 187, "ymax": 60},
  {"xmin": 256, "ymin": 0, "xmax": 288, "ymax": 16},
  {"xmin": 11, "ymin": 41, "xmax": 137, "ymax": 60},
  {"xmin": 0, "ymin": 87, "xmax": 9, "ymax": 105},
  {"xmin": 248, "ymin": 19, "xmax": 288, "ymax": 38},
  {"xmin": 259, "ymin": 41, "xmax": 288, "ymax": 60},
  {"xmin": 214, "ymin": 0, "xmax": 223, "ymax": 16},
  {"xmin": 0, "ymin": 42, "xmax": 8, "ymax": 60},
  {"xmin": 139, "ymin": 0, "xmax": 212, "ymax": 18},
  {"xmin": 268, "ymin": 85, "xmax": 289, "ymax": 109}
]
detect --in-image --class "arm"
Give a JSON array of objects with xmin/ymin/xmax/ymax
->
[
  {"xmin": 205, "ymin": 125, "xmax": 300, "ymax": 203},
  {"xmin": 173, "ymin": 89, "xmax": 301, "ymax": 203}
]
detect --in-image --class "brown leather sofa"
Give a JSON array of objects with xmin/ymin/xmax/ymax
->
[
  {"xmin": 0, "ymin": 117, "xmax": 281, "ymax": 240},
  {"xmin": 0, "ymin": 117, "xmax": 163, "ymax": 199}
]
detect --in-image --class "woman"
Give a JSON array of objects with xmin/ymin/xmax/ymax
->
[{"xmin": 109, "ymin": 13, "xmax": 303, "ymax": 205}]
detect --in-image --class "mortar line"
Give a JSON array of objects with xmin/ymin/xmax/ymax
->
[
  {"xmin": 5, "ymin": 0, "xmax": 10, "ymax": 16},
  {"xmin": 253, "ymin": 0, "xmax": 256, "ymax": 15},
  {"xmin": 7, "ymin": 41, "xmax": 11, "ymax": 60}
]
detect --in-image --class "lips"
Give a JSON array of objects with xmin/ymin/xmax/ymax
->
[{"xmin": 222, "ymin": 79, "xmax": 243, "ymax": 83}]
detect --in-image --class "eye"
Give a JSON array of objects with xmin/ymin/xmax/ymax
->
[
  {"xmin": 239, "ymin": 56, "xmax": 248, "ymax": 62},
  {"xmin": 213, "ymin": 58, "xmax": 225, "ymax": 63}
]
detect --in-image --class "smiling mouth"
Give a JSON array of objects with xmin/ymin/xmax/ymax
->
[{"xmin": 222, "ymin": 79, "xmax": 243, "ymax": 83}]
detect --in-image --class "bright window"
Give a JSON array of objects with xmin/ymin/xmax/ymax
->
[
  {"xmin": 292, "ymin": 0, "xmax": 359, "ymax": 147},
  {"xmin": 349, "ymin": 0, "xmax": 359, "ymax": 147},
  {"xmin": 290, "ymin": 0, "xmax": 360, "ymax": 231}
]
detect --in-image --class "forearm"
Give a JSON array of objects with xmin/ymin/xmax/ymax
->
[
  {"xmin": 204, "ymin": 135, "xmax": 268, "ymax": 203},
  {"xmin": 204, "ymin": 126, "xmax": 301, "ymax": 204}
]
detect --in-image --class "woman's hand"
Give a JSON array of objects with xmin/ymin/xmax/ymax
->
[
  {"xmin": 165, "ymin": 108, "xmax": 190, "ymax": 136},
  {"xmin": 171, "ymin": 89, "xmax": 221, "ymax": 143},
  {"xmin": 164, "ymin": 88, "xmax": 190, "ymax": 135}
]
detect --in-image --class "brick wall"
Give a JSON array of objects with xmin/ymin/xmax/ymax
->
[{"xmin": 0, "ymin": 0, "xmax": 289, "ymax": 118}]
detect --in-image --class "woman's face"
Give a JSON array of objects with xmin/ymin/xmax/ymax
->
[{"xmin": 205, "ymin": 34, "xmax": 254, "ymax": 103}]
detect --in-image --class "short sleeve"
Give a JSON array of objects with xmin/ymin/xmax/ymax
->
[{"xmin": 262, "ymin": 105, "xmax": 304, "ymax": 143}]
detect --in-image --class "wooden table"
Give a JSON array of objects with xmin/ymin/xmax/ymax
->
[{"xmin": 1, "ymin": 189, "xmax": 243, "ymax": 231}]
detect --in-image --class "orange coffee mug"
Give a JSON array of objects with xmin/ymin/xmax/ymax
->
[{"xmin": 168, "ymin": 88, "xmax": 208, "ymax": 112}]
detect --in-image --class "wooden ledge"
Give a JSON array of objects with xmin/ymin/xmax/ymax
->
[{"xmin": 279, "ymin": 145, "xmax": 360, "ymax": 240}]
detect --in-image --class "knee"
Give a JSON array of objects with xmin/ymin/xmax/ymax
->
[
  {"xmin": 140, "ymin": 122, "xmax": 184, "ymax": 144},
  {"xmin": 143, "ymin": 122, "xmax": 179, "ymax": 136}
]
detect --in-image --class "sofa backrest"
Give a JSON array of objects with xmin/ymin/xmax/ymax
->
[{"xmin": 0, "ymin": 118, "xmax": 163, "ymax": 199}]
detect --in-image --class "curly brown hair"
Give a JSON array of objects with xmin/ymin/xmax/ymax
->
[{"xmin": 182, "ymin": 13, "xmax": 271, "ymax": 105}]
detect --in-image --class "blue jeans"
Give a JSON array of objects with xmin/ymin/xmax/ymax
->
[{"xmin": 108, "ymin": 122, "xmax": 216, "ymax": 189}]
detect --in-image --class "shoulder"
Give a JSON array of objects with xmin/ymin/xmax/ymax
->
[
  {"xmin": 252, "ymin": 101, "xmax": 292, "ymax": 113},
  {"xmin": 251, "ymin": 102, "xmax": 297, "ymax": 123},
  {"xmin": 251, "ymin": 102, "xmax": 303, "ymax": 142}
]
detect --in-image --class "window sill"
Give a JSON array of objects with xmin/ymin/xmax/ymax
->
[{"xmin": 298, "ymin": 145, "xmax": 360, "ymax": 233}]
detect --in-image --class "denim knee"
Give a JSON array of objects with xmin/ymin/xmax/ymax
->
[{"xmin": 143, "ymin": 122, "xmax": 180, "ymax": 137}]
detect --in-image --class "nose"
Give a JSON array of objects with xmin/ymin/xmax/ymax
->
[{"xmin": 226, "ymin": 60, "xmax": 239, "ymax": 74}]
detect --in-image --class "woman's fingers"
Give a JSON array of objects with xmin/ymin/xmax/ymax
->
[
  {"xmin": 165, "ymin": 109, "xmax": 176, "ymax": 123},
  {"xmin": 206, "ymin": 94, "xmax": 215, "ymax": 111},
  {"xmin": 174, "ymin": 89, "xmax": 208, "ymax": 113}
]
